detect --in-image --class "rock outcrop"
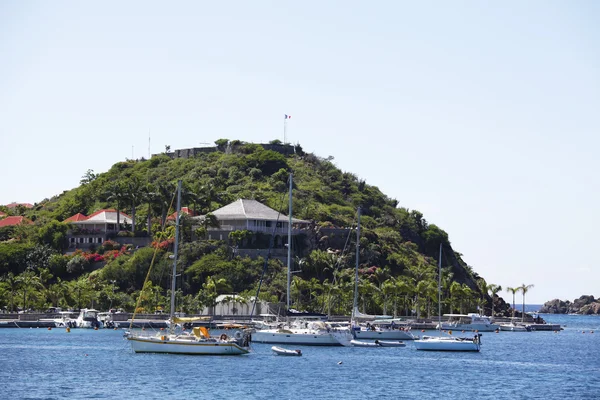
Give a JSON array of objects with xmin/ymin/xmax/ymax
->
[{"xmin": 539, "ymin": 295, "xmax": 600, "ymax": 314}]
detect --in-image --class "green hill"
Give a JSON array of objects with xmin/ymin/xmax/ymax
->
[{"xmin": 0, "ymin": 139, "xmax": 509, "ymax": 318}]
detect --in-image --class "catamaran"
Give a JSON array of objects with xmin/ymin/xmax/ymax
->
[{"xmin": 127, "ymin": 180, "xmax": 250, "ymax": 355}]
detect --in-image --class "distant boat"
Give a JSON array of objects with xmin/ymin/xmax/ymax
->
[
  {"xmin": 250, "ymin": 173, "xmax": 352, "ymax": 347},
  {"xmin": 438, "ymin": 313, "xmax": 500, "ymax": 332},
  {"xmin": 350, "ymin": 208, "xmax": 416, "ymax": 342},
  {"xmin": 499, "ymin": 321, "xmax": 530, "ymax": 332},
  {"xmin": 126, "ymin": 181, "xmax": 251, "ymax": 355},
  {"xmin": 75, "ymin": 309, "xmax": 102, "ymax": 329},
  {"xmin": 271, "ymin": 346, "xmax": 302, "ymax": 356},
  {"xmin": 414, "ymin": 243, "xmax": 481, "ymax": 352}
]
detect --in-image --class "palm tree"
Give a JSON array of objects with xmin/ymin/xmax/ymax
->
[
  {"xmin": 17, "ymin": 271, "xmax": 42, "ymax": 312},
  {"xmin": 1, "ymin": 273, "xmax": 19, "ymax": 312},
  {"xmin": 519, "ymin": 283, "xmax": 534, "ymax": 322},
  {"xmin": 124, "ymin": 177, "xmax": 144, "ymax": 234},
  {"xmin": 506, "ymin": 287, "xmax": 519, "ymax": 320},
  {"xmin": 105, "ymin": 183, "xmax": 127, "ymax": 232},
  {"xmin": 487, "ymin": 284, "xmax": 502, "ymax": 317}
]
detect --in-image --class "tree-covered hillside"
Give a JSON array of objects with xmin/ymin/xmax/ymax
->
[{"xmin": 0, "ymin": 140, "xmax": 511, "ymax": 318}]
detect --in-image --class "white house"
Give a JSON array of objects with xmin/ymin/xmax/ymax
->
[
  {"xmin": 196, "ymin": 199, "xmax": 309, "ymax": 241},
  {"xmin": 65, "ymin": 209, "xmax": 133, "ymax": 248}
]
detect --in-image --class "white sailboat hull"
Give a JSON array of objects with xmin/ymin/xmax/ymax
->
[
  {"xmin": 252, "ymin": 329, "xmax": 347, "ymax": 346},
  {"xmin": 128, "ymin": 336, "xmax": 249, "ymax": 355},
  {"xmin": 439, "ymin": 323, "xmax": 499, "ymax": 332},
  {"xmin": 353, "ymin": 330, "xmax": 416, "ymax": 340},
  {"xmin": 414, "ymin": 336, "xmax": 480, "ymax": 352}
]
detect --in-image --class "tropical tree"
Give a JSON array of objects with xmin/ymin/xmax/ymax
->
[
  {"xmin": 1, "ymin": 272, "xmax": 19, "ymax": 311},
  {"xmin": 124, "ymin": 177, "xmax": 145, "ymax": 234},
  {"xmin": 519, "ymin": 283, "xmax": 534, "ymax": 322},
  {"xmin": 487, "ymin": 284, "xmax": 502, "ymax": 317},
  {"xmin": 506, "ymin": 286, "xmax": 519, "ymax": 319},
  {"xmin": 17, "ymin": 270, "xmax": 43, "ymax": 311},
  {"xmin": 105, "ymin": 183, "xmax": 127, "ymax": 232}
]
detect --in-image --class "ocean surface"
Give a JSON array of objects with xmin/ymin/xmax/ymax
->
[{"xmin": 1, "ymin": 314, "xmax": 599, "ymax": 400}]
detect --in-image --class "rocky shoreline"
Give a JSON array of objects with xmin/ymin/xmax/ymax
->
[{"xmin": 539, "ymin": 295, "xmax": 600, "ymax": 314}]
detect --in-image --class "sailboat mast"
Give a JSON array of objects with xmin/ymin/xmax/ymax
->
[
  {"xmin": 286, "ymin": 173, "xmax": 293, "ymax": 312},
  {"xmin": 353, "ymin": 207, "xmax": 361, "ymax": 321},
  {"xmin": 170, "ymin": 180, "xmax": 182, "ymax": 324},
  {"xmin": 438, "ymin": 242, "xmax": 442, "ymax": 335}
]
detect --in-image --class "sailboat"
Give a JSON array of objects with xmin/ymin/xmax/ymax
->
[
  {"xmin": 414, "ymin": 243, "xmax": 481, "ymax": 352},
  {"xmin": 351, "ymin": 208, "xmax": 415, "ymax": 342},
  {"xmin": 250, "ymin": 173, "xmax": 352, "ymax": 346},
  {"xmin": 127, "ymin": 180, "xmax": 250, "ymax": 355}
]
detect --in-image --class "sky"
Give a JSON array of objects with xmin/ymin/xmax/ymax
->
[{"xmin": 1, "ymin": 1, "xmax": 599, "ymax": 304}]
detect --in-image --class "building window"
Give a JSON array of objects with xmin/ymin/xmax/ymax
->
[
  {"xmin": 98, "ymin": 238, "xmax": 103, "ymax": 244},
  {"xmin": 266, "ymin": 221, "xmax": 272, "ymax": 227},
  {"xmin": 107, "ymin": 224, "xmax": 115, "ymax": 230},
  {"xmin": 70, "ymin": 238, "xmax": 75, "ymax": 243},
  {"xmin": 79, "ymin": 238, "xmax": 84, "ymax": 244}
]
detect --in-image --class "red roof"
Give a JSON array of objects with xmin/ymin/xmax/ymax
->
[
  {"xmin": 65, "ymin": 209, "xmax": 133, "ymax": 223},
  {"xmin": 65, "ymin": 213, "xmax": 88, "ymax": 222},
  {"xmin": 0, "ymin": 216, "xmax": 33, "ymax": 227},
  {"xmin": 5, "ymin": 202, "xmax": 34, "ymax": 209},
  {"xmin": 167, "ymin": 207, "xmax": 195, "ymax": 220},
  {"xmin": 85, "ymin": 209, "xmax": 133, "ymax": 220}
]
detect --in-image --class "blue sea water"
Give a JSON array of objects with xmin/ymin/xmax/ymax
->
[{"xmin": 1, "ymin": 314, "xmax": 599, "ymax": 399}]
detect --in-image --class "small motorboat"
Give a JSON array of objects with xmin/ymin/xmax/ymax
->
[
  {"xmin": 375, "ymin": 340, "xmax": 406, "ymax": 347},
  {"xmin": 271, "ymin": 346, "xmax": 302, "ymax": 356},
  {"xmin": 350, "ymin": 339, "xmax": 380, "ymax": 347}
]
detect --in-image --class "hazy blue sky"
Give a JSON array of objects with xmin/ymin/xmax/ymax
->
[{"xmin": 1, "ymin": 1, "xmax": 598, "ymax": 304}]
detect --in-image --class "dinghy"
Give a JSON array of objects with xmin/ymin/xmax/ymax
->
[
  {"xmin": 350, "ymin": 339, "xmax": 380, "ymax": 347},
  {"xmin": 271, "ymin": 346, "xmax": 302, "ymax": 356},
  {"xmin": 375, "ymin": 340, "xmax": 406, "ymax": 347}
]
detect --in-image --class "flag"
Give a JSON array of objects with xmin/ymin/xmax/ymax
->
[{"xmin": 284, "ymin": 114, "xmax": 291, "ymax": 119}]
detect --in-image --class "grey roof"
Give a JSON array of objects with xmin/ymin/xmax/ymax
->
[{"xmin": 204, "ymin": 199, "xmax": 308, "ymax": 223}]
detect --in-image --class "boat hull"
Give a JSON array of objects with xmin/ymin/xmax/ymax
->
[
  {"xmin": 271, "ymin": 346, "xmax": 302, "ymax": 356},
  {"xmin": 354, "ymin": 330, "xmax": 415, "ymax": 340},
  {"xmin": 350, "ymin": 339, "xmax": 380, "ymax": 347},
  {"xmin": 128, "ymin": 337, "xmax": 249, "ymax": 355},
  {"xmin": 414, "ymin": 336, "xmax": 480, "ymax": 352},
  {"xmin": 499, "ymin": 324, "xmax": 529, "ymax": 332},
  {"xmin": 439, "ymin": 323, "xmax": 499, "ymax": 332},
  {"xmin": 251, "ymin": 330, "xmax": 344, "ymax": 346}
]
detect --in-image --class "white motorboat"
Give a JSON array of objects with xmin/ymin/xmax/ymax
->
[
  {"xmin": 76, "ymin": 309, "xmax": 103, "ymax": 328},
  {"xmin": 414, "ymin": 334, "xmax": 482, "ymax": 351},
  {"xmin": 250, "ymin": 174, "xmax": 352, "ymax": 347},
  {"xmin": 271, "ymin": 346, "xmax": 302, "ymax": 356},
  {"xmin": 438, "ymin": 313, "xmax": 499, "ymax": 332},
  {"xmin": 414, "ymin": 243, "xmax": 482, "ymax": 352},
  {"xmin": 127, "ymin": 181, "xmax": 251, "ymax": 356},
  {"xmin": 499, "ymin": 322, "xmax": 529, "ymax": 332},
  {"xmin": 353, "ymin": 323, "xmax": 416, "ymax": 340},
  {"xmin": 252, "ymin": 320, "xmax": 350, "ymax": 346}
]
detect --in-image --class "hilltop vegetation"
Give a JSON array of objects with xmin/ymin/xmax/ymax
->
[{"xmin": 0, "ymin": 140, "xmax": 510, "ymax": 317}]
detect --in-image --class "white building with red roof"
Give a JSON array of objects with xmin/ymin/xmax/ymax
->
[{"xmin": 65, "ymin": 209, "xmax": 133, "ymax": 248}]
